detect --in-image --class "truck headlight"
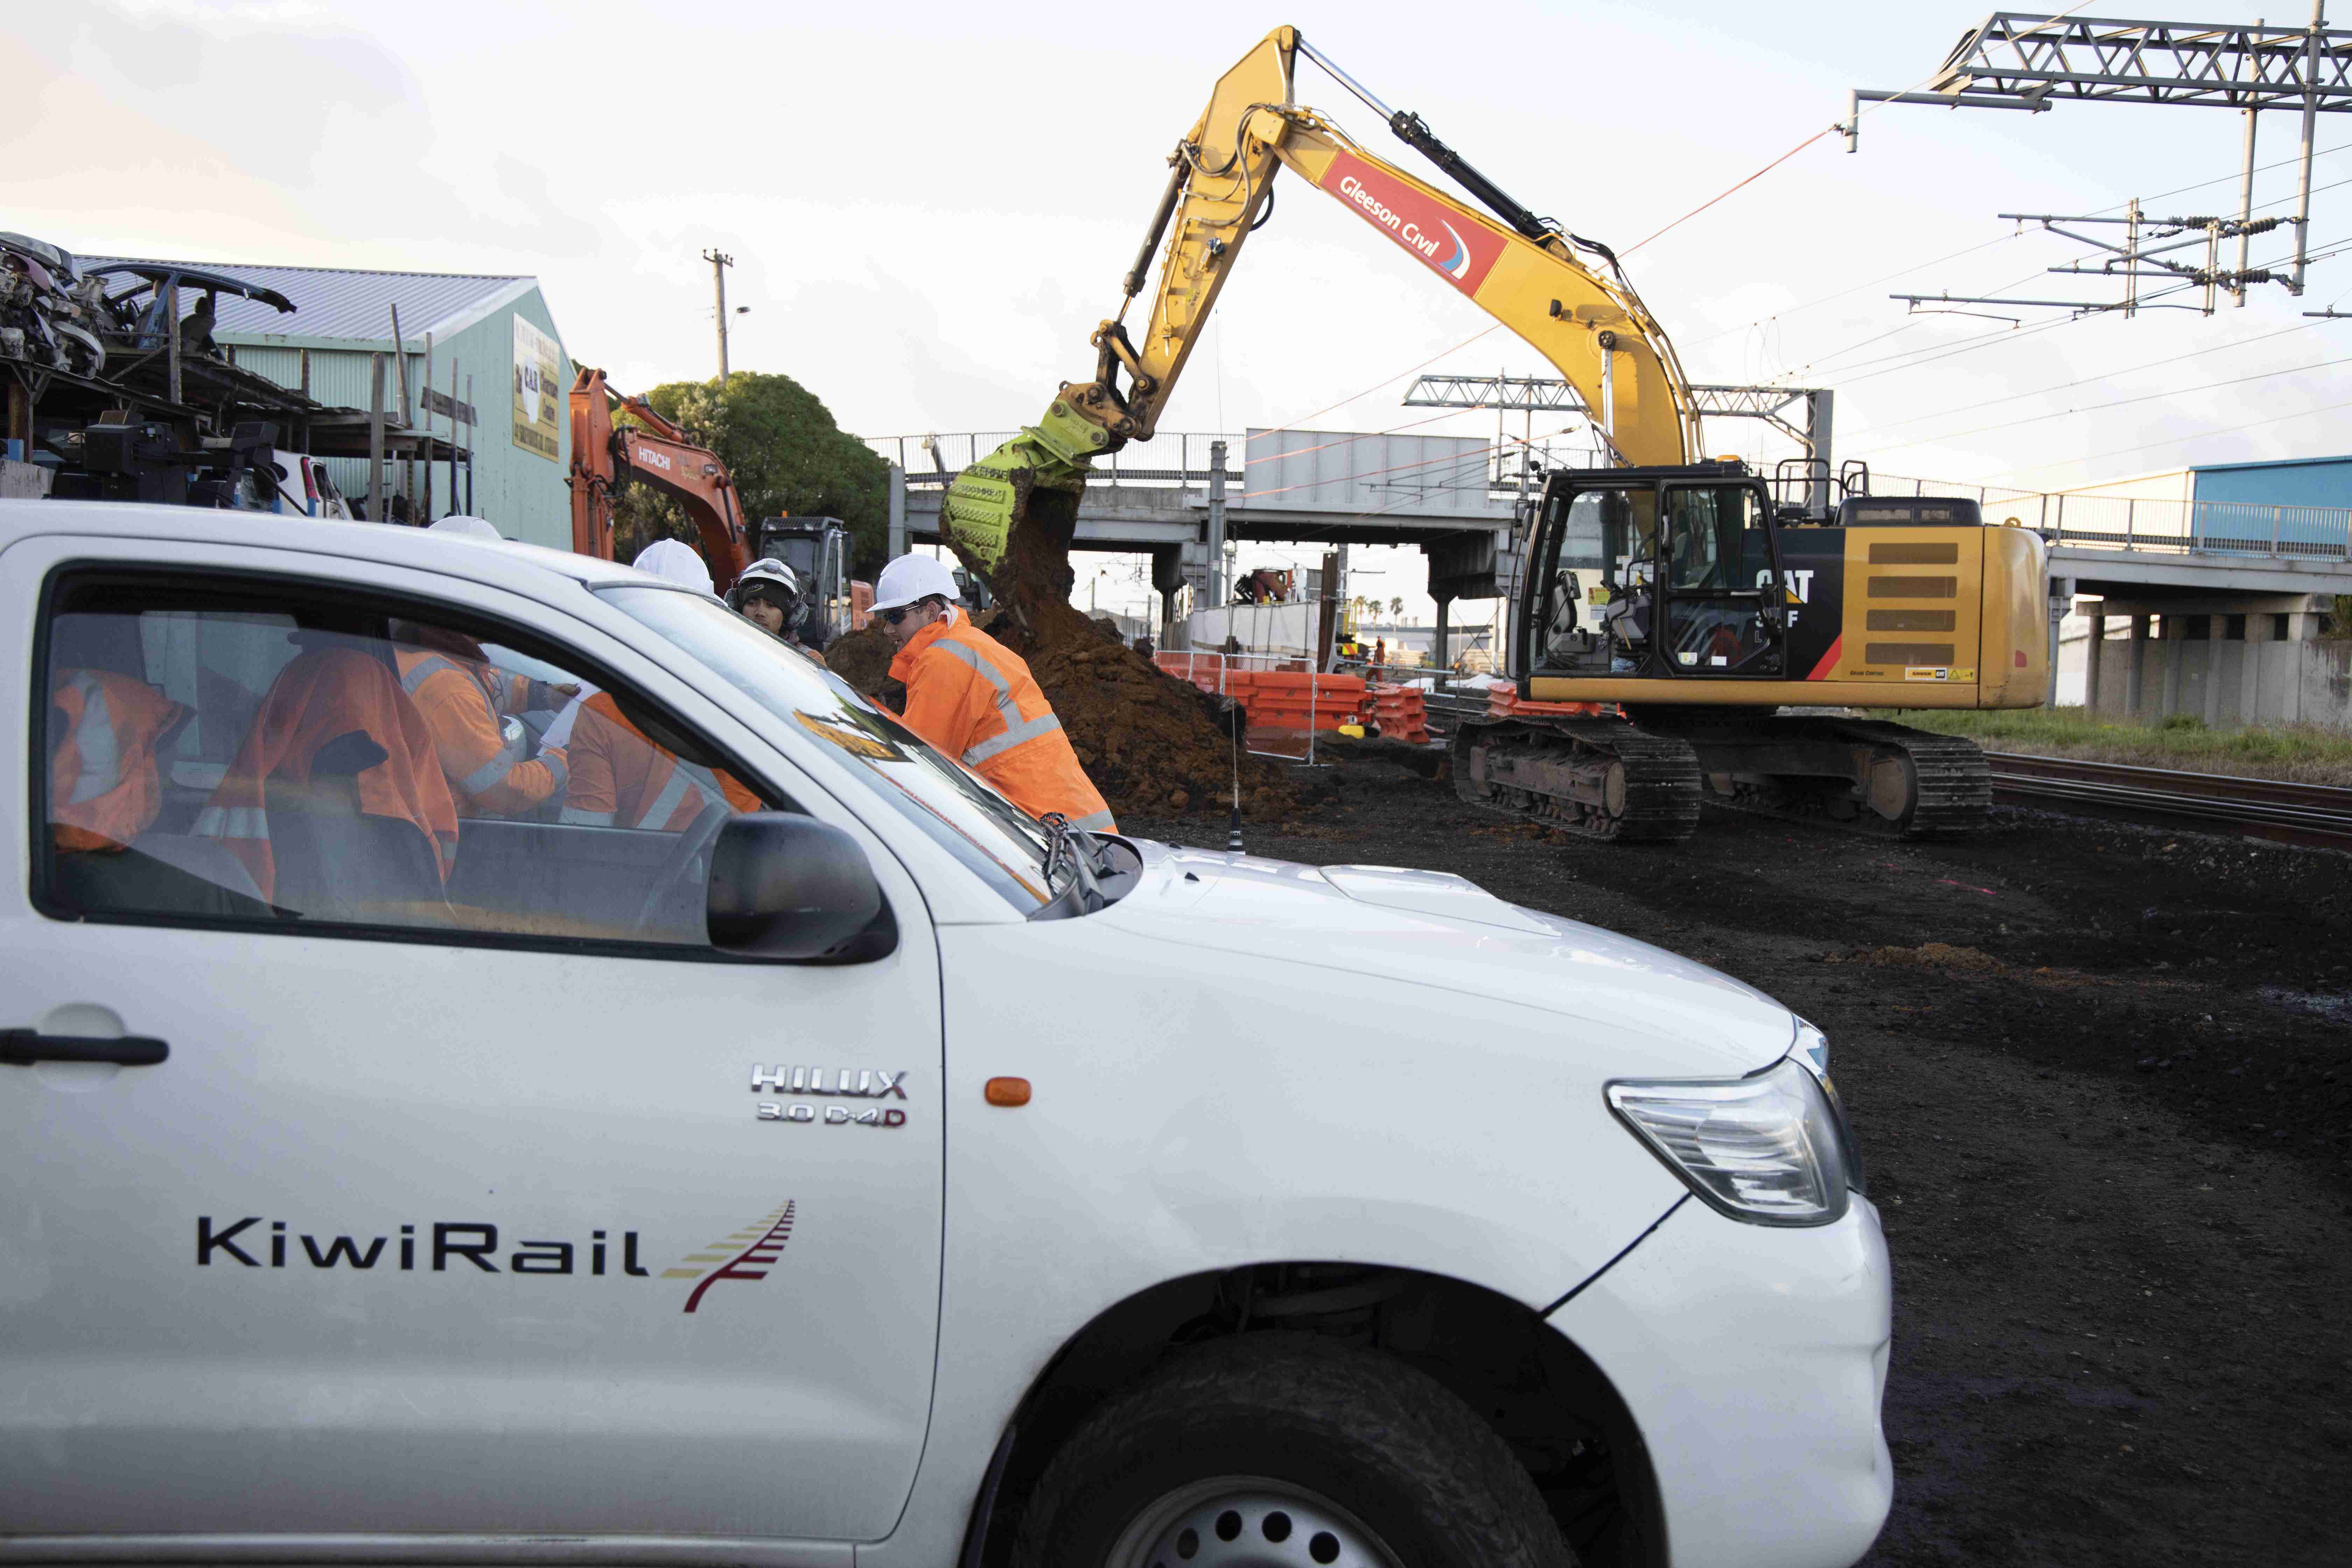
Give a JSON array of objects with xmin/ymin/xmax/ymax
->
[{"xmin": 1606, "ymin": 1055, "xmax": 1853, "ymax": 1226}]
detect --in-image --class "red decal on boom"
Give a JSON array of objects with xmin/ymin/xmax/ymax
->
[{"xmin": 1317, "ymin": 152, "xmax": 1509, "ymax": 296}]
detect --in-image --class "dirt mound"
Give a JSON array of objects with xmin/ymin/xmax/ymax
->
[
  {"xmin": 1843, "ymin": 942, "xmax": 2005, "ymax": 973},
  {"xmin": 825, "ymin": 605, "xmax": 1294, "ymax": 823},
  {"xmin": 824, "ymin": 622, "xmax": 898, "ymax": 701}
]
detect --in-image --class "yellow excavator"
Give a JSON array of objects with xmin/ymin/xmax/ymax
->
[{"xmin": 944, "ymin": 25, "xmax": 2048, "ymax": 842}]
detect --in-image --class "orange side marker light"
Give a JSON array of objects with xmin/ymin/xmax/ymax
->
[{"xmin": 985, "ymin": 1077, "xmax": 1031, "ymax": 1107}]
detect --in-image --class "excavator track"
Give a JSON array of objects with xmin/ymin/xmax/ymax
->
[
  {"xmin": 1450, "ymin": 717, "xmax": 1701, "ymax": 843},
  {"xmin": 1684, "ymin": 715, "xmax": 1992, "ymax": 839}
]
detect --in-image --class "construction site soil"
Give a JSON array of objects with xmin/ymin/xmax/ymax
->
[{"xmin": 1126, "ymin": 753, "xmax": 2352, "ymax": 1567}]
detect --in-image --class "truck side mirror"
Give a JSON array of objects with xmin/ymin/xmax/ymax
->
[{"xmin": 707, "ymin": 814, "xmax": 896, "ymax": 962}]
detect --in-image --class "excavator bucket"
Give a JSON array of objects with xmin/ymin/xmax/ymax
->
[{"xmin": 937, "ymin": 397, "xmax": 1118, "ymax": 630}]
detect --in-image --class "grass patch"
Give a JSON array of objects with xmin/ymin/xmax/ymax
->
[{"xmin": 1898, "ymin": 707, "xmax": 2352, "ymax": 787}]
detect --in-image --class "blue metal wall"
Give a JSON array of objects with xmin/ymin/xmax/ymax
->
[{"xmin": 2191, "ymin": 455, "xmax": 2352, "ymax": 509}]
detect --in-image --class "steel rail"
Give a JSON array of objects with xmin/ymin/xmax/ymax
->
[{"xmin": 1985, "ymin": 749, "xmax": 2352, "ymax": 850}]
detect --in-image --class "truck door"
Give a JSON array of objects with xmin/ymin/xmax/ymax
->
[
  {"xmin": 1658, "ymin": 482, "xmax": 1787, "ymax": 677},
  {"xmin": 0, "ymin": 535, "xmax": 942, "ymax": 1554}
]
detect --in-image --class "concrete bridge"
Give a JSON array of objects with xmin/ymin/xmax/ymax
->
[{"xmin": 875, "ymin": 435, "xmax": 2352, "ymax": 714}]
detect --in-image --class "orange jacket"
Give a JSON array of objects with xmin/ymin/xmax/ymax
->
[
  {"xmin": 48, "ymin": 668, "xmax": 186, "ymax": 853},
  {"xmin": 560, "ymin": 692, "xmax": 760, "ymax": 829},
  {"xmin": 888, "ymin": 614, "xmax": 1114, "ymax": 831},
  {"xmin": 195, "ymin": 648, "xmax": 459, "ymax": 900},
  {"xmin": 394, "ymin": 647, "xmax": 568, "ymax": 819}
]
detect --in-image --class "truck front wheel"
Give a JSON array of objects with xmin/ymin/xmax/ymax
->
[{"xmin": 1011, "ymin": 1335, "xmax": 1576, "ymax": 1568}]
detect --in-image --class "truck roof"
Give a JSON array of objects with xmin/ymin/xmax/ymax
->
[{"xmin": 0, "ymin": 499, "xmax": 698, "ymax": 599}]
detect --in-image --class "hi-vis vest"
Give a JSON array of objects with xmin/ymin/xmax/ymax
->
[
  {"xmin": 888, "ymin": 615, "xmax": 1114, "ymax": 832},
  {"xmin": 559, "ymin": 693, "xmax": 758, "ymax": 830},
  {"xmin": 394, "ymin": 650, "xmax": 567, "ymax": 817}
]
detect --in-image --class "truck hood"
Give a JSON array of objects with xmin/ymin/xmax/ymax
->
[{"xmin": 1105, "ymin": 839, "xmax": 1794, "ymax": 1078}]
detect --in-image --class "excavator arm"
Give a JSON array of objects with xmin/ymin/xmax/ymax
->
[
  {"xmin": 940, "ymin": 26, "xmax": 1699, "ymax": 592},
  {"xmin": 566, "ymin": 367, "xmax": 751, "ymax": 589}
]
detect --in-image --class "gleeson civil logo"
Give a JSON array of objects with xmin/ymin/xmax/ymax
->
[{"xmin": 1317, "ymin": 152, "xmax": 1506, "ymax": 296}]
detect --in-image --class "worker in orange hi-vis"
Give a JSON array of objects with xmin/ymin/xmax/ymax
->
[
  {"xmin": 195, "ymin": 647, "xmax": 459, "ymax": 901},
  {"xmin": 392, "ymin": 629, "xmax": 572, "ymax": 819},
  {"xmin": 871, "ymin": 554, "xmax": 1115, "ymax": 832},
  {"xmin": 390, "ymin": 515, "xmax": 573, "ymax": 819},
  {"xmin": 560, "ymin": 540, "xmax": 762, "ymax": 829},
  {"xmin": 47, "ymin": 668, "xmax": 188, "ymax": 853}
]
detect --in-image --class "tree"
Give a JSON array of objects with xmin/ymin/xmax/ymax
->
[
  {"xmin": 1390, "ymin": 595, "xmax": 1406, "ymax": 618},
  {"xmin": 612, "ymin": 370, "xmax": 891, "ymax": 574}
]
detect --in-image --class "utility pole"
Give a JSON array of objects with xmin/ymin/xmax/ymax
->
[{"xmin": 703, "ymin": 249, "xmax": 735, "ymax": 381}]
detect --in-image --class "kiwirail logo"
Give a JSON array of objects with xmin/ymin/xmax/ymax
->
[
  {"xmin": 660, "ymin": 1201, "xmax": 797, "ymax": 1314},
  {"xmin": 194, "ymin": 1200, "xmax": 797, "ymax": 1315},
  {"xmin": 1318, "ymin": 152, "xmax": 1505, "ymax": 296}
]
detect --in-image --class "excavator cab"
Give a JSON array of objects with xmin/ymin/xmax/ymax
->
[{"xmin": 1522, "ymin": 464, "xmax": 1788, "ymax": 683}]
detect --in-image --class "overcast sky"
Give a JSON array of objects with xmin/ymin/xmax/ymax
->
[{"xmin": 13, "ymin": 1, "xmax": 2351, "ymax": 621}]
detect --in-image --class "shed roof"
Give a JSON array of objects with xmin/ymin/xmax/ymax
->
[{"xmin": 80, "ymin": 258, "xmax": 540, "ymax": 346}]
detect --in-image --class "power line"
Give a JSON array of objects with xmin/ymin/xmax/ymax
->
[
  {"xmin": 1841, "ymin": 320, "xmax": 2322, "ymax": 440},
  {"xmin": 1982, "ymin": 390, "xmax": 2352, "ymax": 484},
  {"xmin": 1861, "ymin": 350, "xmax": 2352, "ymax": 454}
]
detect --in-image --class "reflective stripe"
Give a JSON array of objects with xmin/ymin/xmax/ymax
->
[
  {"xmin": 194, "ymin": 805, "xmax": 270, "ymax": 840},
  {"xmin": 559, "ymin": 806, "xmax": 617, "ymax": 826},
  {"xmin": 397, "ymin": 653, "xmax": 463, "ymax": 696},
  {"xmin": 932, "ymin": 636, "xmax": 1034, "ymax": 760},
  {"xmin": 632, "ymin": 759, "xmax": 698, "ymax": 830},
  {"xmin": 1069, "ymin": 808, "xmax": 1115, "ymax": 832},
  {"xmin": 541, "ymin": 752, "xmax": 568, "ymax": 793},
  {"xmin": 63, "ymin": 673, "xmax": 120, "ymax": 805},
  {"xmin": 459, "ymin": 745, "xmax": 521, "ymax": 797},
  {"xmin": 962, "ymin": 709, "xmax": 1062, "ymax": 766}
]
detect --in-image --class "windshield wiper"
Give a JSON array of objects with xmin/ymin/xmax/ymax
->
[{"xmin": 1032, "ymin": 812, "xmax": 1106, "ymax": 919}]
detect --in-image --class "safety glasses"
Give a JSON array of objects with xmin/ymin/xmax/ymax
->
[{"xmin": 878, "ymin": 605, "xmax": 913, "ymax": 626}]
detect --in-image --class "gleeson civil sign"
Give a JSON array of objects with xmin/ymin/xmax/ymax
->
[{"xmin": 1314, "ymin": 152, "xmax": 1508, "ymax": 297}]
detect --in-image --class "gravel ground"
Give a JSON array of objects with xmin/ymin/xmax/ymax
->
[{"xmin": 1125, "ymin": 755, "xmax": 2352, "ymax": 1568}]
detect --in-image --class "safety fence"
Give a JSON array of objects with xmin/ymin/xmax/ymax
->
[
  {"xmin": 1880, "ymin": 474, "xmax": 2352, "ymax": 561},
  {"xmin": 1152, "ymin": 650, "xmax": 1370, "ymax": 762}
]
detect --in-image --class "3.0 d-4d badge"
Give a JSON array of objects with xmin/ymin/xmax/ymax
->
[{"xmin": 752, "ymin": 1065, "xmax": 910, "ymax": 1127}]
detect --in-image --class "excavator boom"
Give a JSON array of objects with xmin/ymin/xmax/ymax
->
[
  {"xmin": 939, "ymin": 26, "xmax": 1698, "ymax": 596},
  {"xmin": 566, "ymin": 368, "xmax": 751, "ymax": 589}
]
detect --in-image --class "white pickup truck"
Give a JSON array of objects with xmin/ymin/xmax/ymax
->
[{"xmin": 0, "ymin": 502, "xmax": 1892, "ymax": 1568}]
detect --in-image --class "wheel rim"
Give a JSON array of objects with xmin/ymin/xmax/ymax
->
[{"xmin": 1104, "ymin": 1475, "xmax": 1406, "ymax": 1568}]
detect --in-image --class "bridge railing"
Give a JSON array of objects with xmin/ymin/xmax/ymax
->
[
  {"xmin": 1878, "ymin": 475, "xmax": 2352, "ymax": 562},
  {"xmin": 864, "ymin": 429, "xmax": 1591, "ymax": 502}
]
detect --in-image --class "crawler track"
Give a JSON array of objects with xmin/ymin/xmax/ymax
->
[
  {"xmin": 1450, "ymin": 718, "xmax": 1701, "ymax": 843},
  {"xmin": 1986, "ymin": 751, "xmax": 2352, "ymax": 852},
  {"xmin": 1696, "ymin": 717, "xmax": 1993, "ymax": 839}
]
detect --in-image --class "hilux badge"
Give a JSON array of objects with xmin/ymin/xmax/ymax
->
[{"xmin": 751, "ymin": 1066, "xmax": 909, "ymax": 1127}]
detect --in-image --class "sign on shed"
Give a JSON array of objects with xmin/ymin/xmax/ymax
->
[{"xmin": 512, "ymin": 317, "xmax": 561, "ymax": 461}]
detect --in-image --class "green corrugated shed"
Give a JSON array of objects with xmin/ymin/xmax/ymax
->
[{"xmin": 90, "ymin": 259, "xmax": 579, "ymax": 548}]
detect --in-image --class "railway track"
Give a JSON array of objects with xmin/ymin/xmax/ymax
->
[{"xmin": 1985, "ymin": 750, "xmax": 2352, "ymax": 852}]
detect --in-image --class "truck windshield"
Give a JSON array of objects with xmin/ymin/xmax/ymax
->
[{"xmin": 602, "ymin": 586, "xmax": 1055, "ymax": 912}]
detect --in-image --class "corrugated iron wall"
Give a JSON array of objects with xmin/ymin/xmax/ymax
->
[{"xmin": 222, "ymin": 288, "xmax": 574, "ymax": 548}]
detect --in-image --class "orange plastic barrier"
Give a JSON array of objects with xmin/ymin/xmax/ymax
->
[
  {"xmin": 1247, "ymin": 671, "xmax": 1367, "ymax": 733},
  {"xmin": 1486, "ymin": 686, "xmax": 1605, "ymax": 720},
  {"xmin": 1366, "ymin": 683, "xmax": 1430, "ymax": 744}
]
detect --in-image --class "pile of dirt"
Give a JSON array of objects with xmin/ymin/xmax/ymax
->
[
  {"xmin": 1840, "ymin": 941, "xmax": 2005, "ymax": 973},
  {"xmin": 825, "ymin": 603, "xmax": 1295, "ymax": 823}
]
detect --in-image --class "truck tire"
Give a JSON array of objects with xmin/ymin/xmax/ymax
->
[{"xmin": 1011, "ymin": 1334, "xmax": 1576, "ymax": 1568}]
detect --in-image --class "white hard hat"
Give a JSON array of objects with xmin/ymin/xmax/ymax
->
[
  {"xmin": 428, "ymin": 514, "xmax": 501, "ymax": 541},
  {"xmin": 631, "ymin": 538, "xmax": 716, "ymax": 598},
  {"xmin": 869, "ymin": 553, "xmax": 962, "ymax": 614},
  {"xmin": 727, "ymin": 556, "xmax": 802, "ymax": 611}
]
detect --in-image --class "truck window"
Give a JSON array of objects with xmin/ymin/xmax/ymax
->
[
  {"xmin": 601, "ymin": 585, "xmax": 1056, "ymax": 913},
  {"xmin": 33, "ymin": 571, "xmax": 776, "ymax": 950}
]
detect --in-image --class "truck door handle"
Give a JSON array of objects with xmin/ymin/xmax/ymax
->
[{"xmin": 0, "ymin": 1030, "xmax": 170, "ymax": 1067}]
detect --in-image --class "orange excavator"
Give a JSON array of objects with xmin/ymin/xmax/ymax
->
[{"xmin": 566, "ymin": 367, "xmax": 751, "ymax": 590}]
